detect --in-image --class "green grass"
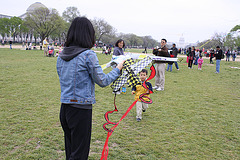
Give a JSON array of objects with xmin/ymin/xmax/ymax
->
[{"xmin": 0, "ymin": 48, "xmax": 239, "ymax": 160}]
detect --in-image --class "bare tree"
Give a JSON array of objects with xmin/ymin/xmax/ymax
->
[
  {"xmin": 62, "ymin": 7, "xmax": 81, "ymax": 23},
  {"xmin": 212, "ymin": 32, "xmax": 227, "ymax": 50},
  {"xmin": 142, "ymin": 36, "xmax": 158, "ymax": 48},
  {"xmin": 125, "ymin": 34, "xmax": 143, "ymax": 47},
  {"xmin": 91, "ymin": 18, "xmax": 115, "ymax": 46}
]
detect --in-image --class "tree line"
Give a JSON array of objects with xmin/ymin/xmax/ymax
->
[
  {"xmin": 0, "ymin": 6, "xmax": 239, "ymax": 50},
  {"xmin": 196, "ymin": 25, "xmax": 240, "ymax": 51},
  {"xmin": 0, "ymin": 6, "xmax": 159, "ymax": 48}
]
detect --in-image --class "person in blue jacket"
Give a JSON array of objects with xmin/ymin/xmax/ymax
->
[{"xmin": 56, "ymin": 17, "xmax": 124, "ymax": 160}]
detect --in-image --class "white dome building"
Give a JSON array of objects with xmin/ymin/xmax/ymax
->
[
  {"xmin": 0, "ymin": 2, "xmax": 48, "ymax": 42},
  {"xmin": 19, "ymin": 2, "xmax": 47, "ymax": 19},
  {"xmin": 26, "ymin": 2, "xmax": 47, "ymax": 12}
]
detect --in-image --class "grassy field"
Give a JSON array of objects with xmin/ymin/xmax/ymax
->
[{"xmin": 0, "ymin": 48, "xmax": 239, "ymax": 160}]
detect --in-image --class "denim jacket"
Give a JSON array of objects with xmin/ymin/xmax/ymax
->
[{"xmin": 57, "ymin": 47, "xmax": 120, "ymax": 105}]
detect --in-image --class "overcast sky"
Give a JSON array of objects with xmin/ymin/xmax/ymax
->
[{"xmin": 1, "ymin": 0, "xmax": 240, "ymax": 43}]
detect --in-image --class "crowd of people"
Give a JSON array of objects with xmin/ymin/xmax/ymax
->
[
  {"xmin": 185, "ymin": 46, "xmax": 225, "ymax": 73},
  {"xmin": 41, "ymin": 38, "xmax": 62, "ymax": 57}
]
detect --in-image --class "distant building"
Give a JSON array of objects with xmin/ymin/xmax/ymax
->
[
  {"xmin": 1, "ymin": 2, "xmax": 47, "ymax": 19},
  {"xmin": 0, "ymin": 14, "xmax": 12, "ymax": 19},
  {"xmin": 178, "ymin": 36, "xmax": 185, "ymax": 48},
  {"xmin": 19, "ymin": 2, "xmax": 47, "ymax": 19},
  {"xmin": 0, "ymin": 2, "xmax": 47, "ymax": 42}
]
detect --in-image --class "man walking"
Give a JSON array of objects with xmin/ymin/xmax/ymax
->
[
  {"xmin": 215, "ymin": 46, "xmax": 223, "ymax": 73},
  {"xmin": 171, "ymin": 43, "xmax": 179, "ymax": 70},
  {"xmin": 9, "ymin": 40, "xmax": 12, "ymax": 49},
  {"xmin": 152, "ymin": 39, "xmax": 169, "ymax": 91}
]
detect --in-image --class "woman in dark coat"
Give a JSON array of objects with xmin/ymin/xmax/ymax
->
[{"xmin": 188, "ymin": 46, "xmax": 195, "ymax": 68}]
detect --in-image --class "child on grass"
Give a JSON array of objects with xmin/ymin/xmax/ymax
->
[
  {"xmin": 198, "ymin": 55, "xmax": 203, "ymax": 70},
  {"xmin": 132, "ymin": 69, "xmax": 153, "ymax": 122}
]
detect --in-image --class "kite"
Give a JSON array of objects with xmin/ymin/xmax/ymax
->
[{"xmin": 100, "ymin": 53, "xmax": 176, "ymax": 159}]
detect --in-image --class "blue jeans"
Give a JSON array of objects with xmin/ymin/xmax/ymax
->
[
  {"xmin": 174, "ymin": 61, "xmax": 179, "ymax": 69},
  {"xmin": 216, "ymin": 59, "xmax": 221, "ymax": 73},
  {"xmin": 226, "ymin": 55, "xmax": 230, "ymax": 61},
  {"xmin": 195, "ymin": 56, "xmax": 199, "ymax": 65},
  {"xmin": 167, "ymin": 64, "xmax": 172, "ymax": 71}
]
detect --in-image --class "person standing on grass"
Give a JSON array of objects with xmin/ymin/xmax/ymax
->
[
  {"xmin": 194, "ymin": 49, "xmax": 199, "ymax": 65},
  {"xmin": 43, "ymin": 38, "xmax": 49, "ymax": 56},
  {"xmin": 152, "ymin": 38, "xmax": 169, "ymax": 91},
  {"xmin": 144, "ymin": 47, "xmax": 147, "ymax": 54},
  {"xmin": 198, "ymin": 55, "xmax": 203, "ymax": 70},
  {"xmin": 56, "ymin": 17, "xmax": 124, "ymax": 160},
  {"xmin": 188, "ymin": 46, "xmax": 195, "ymax": 69},
  {"xmin": 226, "ymin": 49, "xmax": 230, "ymax": 61},
  {"xmin": 210, "ymin": 49, "xmax": 214, "ymax": 64},
  {"xmin": 171, "ymin": 43, "xmax": 179, "ymax": 70},
  {"xmin": 186, "ymin": 47, "xmax": 191, "ymax": 63},
  {"xmin": 9, "ymin": 40, "xmax": 12, "ymax": 49},
  {"xmin": 132, "ymin": 69, "xmax": 152, "ymax": 122},
  {"xmin": 215, "ymin": 46, "xmax": 223, "ymax": 73},
  {"xmin": 232, "ymin": 50, "xmax": 237, "ymax": 61}
]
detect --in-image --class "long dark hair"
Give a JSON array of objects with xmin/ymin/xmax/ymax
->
[
  {"xmin": 115, "ymin": 39, "xmax": 125, "ymax": 48},
  {"xmin": 65, "ymin": 17, "xmax": 95, "ymax": 48}
]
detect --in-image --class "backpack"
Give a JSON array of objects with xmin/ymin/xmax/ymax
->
[{"xmin": 221, "ymin": 53, "xmax": 225, "ymax": 59}]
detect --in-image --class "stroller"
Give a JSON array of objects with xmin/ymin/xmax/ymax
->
[{"xmin": 48, "ymin": 46, "xmax": 55, "ymax": 57}]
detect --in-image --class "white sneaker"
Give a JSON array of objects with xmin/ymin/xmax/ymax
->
[
  {"xmin": 156, "ymin": 88, "xmax": 164, "ymax": 91},
  {"xmin": 152, "ymin": 86, "xmax": 158, "ymax": 89}
]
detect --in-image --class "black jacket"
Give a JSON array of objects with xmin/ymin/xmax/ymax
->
[
  {"xmin": 215, "ymin": 49, "xmax": 223, "ymax": 60},
  {"xmin": 171, "ymin": 47, "xmax": 178, "ymax": 58}
]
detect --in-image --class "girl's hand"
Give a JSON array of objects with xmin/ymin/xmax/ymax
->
[{"xmin": 116, "ymin": 60, "xmax": 125, "ymax": 70}]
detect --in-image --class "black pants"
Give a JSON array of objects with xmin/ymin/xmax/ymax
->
[
  {"xmin": 60, "ymin": 104, "xmax": 92, "ymax": 160},
  {"xmin": 210, "ymin": 57, "xmax": 214, "ymax": 63},
  {"xmin": 188, "ymin": 60, "xmax": 193, "ymax": 68}
]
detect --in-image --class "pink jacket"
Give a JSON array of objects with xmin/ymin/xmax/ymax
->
[{"xmin": 198, "ymin": 58, "xmax": 203, "ymax": 64}]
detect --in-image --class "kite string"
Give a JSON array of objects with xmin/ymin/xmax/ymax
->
[
  {"xmin": 139, "ymin": 64, "xmax": 156, "ymax": 103},
  {"xmin": 101, "ymin": 64, "xmax": 156, "ymax": 160},
  {"xmin": 101, "ymin": 99, "xmax": 138, "ymax": 160}
]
